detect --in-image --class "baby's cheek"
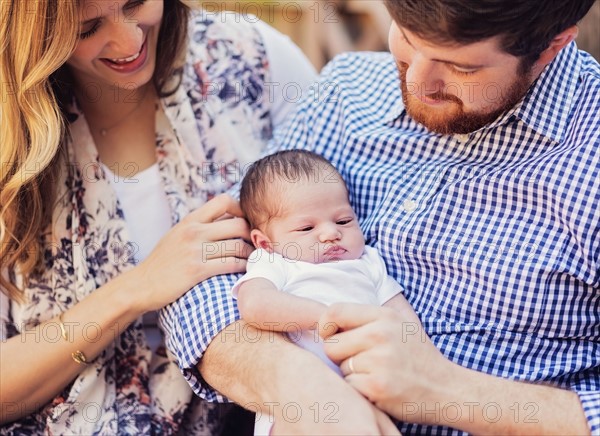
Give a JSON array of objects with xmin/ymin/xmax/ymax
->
[{"xmin": 349, "ymin": 242, "xmax": 366, "ymax": 260}]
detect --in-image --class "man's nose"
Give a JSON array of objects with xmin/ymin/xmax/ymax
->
[{"xmin": 405, "ymin": 54, "xmax": 445, "ymax": 96}]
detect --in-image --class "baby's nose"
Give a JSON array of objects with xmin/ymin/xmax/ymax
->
[{"xmin": 319, "ymin": 225, "xmax": 341, "ymax": 242}]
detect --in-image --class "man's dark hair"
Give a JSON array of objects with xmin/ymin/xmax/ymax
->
[
  {"xmin": 384, "ymin": 0, "xmax": 596, "ymax": 67},
  {"xmin": 240, "ymin": 150, "xmax": 344, "ymax": 229}
]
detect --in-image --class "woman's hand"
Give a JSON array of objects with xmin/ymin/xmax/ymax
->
[{"xmin": 132, "ymin": 194, "xmax": 254, "ymax": 313}]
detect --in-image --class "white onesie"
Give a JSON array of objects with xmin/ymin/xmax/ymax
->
[{"xmin": 232, "ymin": 245, "xmax": 404, "ymax": 434}]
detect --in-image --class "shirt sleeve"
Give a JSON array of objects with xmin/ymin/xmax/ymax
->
[
  {"xmin": 571, "ymin": 384, "xmax": 600, "ymax": 434},
  {"xmin": 363, "ymin": 246, "xmax": 404, "ymax": 305},
  {"xmin": 159, "ymin": 273, "xmax": 242, "ymax": 402},
  {"xmin": 231, "ymin": 249, "xmax": 287, "ymax": 298}
]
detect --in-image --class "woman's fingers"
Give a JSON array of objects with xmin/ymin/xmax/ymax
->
[
  {"xmin": 201, "ymin": 239, "xmax": 254, "ymax": 261},
  {"xmin": 193, "ymin": 218, "xmax": 250, "ymax": 242},
  {"xmin": 186, "ymin": 194, "xmax": 245, "ymax": 223}
]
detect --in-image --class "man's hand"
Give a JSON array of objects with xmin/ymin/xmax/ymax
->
[
  {"xmin": 319, "ymin": 303, "xmax": 590, "ymax": 434},
  {"xmin": 319, "ymin": 303, "xmax": 449, "ymax": 422}
]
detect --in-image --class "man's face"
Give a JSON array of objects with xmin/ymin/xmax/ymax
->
[{"xmin": 389, "ymin": 22, "xmax": 535, "ymax": 134}]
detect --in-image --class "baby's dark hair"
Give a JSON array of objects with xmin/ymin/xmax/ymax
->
[{"xmin": 240, "ymin": 150, "xmax": 345, "ymax": 229}]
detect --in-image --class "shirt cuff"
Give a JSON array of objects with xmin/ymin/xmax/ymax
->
[
  {"xmin": 574, "ymin": 388, "xmax": 600, "ymax": 434},
  {"xmin": 160, "ymin": 273, "xmax": 242, "ymax": 402}
]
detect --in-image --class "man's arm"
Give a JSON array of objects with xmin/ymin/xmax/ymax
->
[
  {"xmin": 200, "ymin": 320, "xmax": 392, "ymax": 434},
  {"xmin": 321, "ymin": 303, "xmax": 593, "ymax": 435},
  {"xmin": 160, "ymin": 274, "xmax": 390, "ymax": 434},
  {"xmin": 429, "ymin": 362, "xmax": 589, "ymax": 434}
]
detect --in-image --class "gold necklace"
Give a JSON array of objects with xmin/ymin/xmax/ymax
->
[{"xmin": 96, "ymin": 88, "xmax": 149, "ymax": 136}]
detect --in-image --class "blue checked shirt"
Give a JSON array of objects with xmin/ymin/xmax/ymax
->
[{"xmin": 161, "ymin": 42, "xmax": 600, "ymax": 434}]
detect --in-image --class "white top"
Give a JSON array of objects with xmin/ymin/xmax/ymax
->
[
  {"xmin": 233, "ymin": 246, "xmax": 403, "ymax": 306},
  {"xmin": 232, "ymin": 246, "xmax": 403, "ymax": 436},
  {"xmin": 102, "ymin": 163, "xmax": 172, "ymax": 262},
  {"xmin": 232, "ymin": 246, "xmax": 403, "ymax": 373}
]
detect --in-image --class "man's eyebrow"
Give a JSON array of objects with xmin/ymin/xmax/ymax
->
[{"xmin": 399, "ymin": 27, "xmax": 486, "ymax": 70}]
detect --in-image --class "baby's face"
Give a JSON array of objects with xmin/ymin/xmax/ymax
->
[{"xmin": 259, "ymin": 177, "xmax": 365, "ymax": 264}]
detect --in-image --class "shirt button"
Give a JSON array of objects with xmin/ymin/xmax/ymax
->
[
  {"xmin": 402, "ymin": 199, "xmax": 418, "ymax": 212},
  {"xmin": 455, "ymin": 134, "xmax": 470, "ymax": 143}
]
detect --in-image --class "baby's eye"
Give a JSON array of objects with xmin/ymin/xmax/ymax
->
[
  {"xmin": 336, "ymin": 219, "xmax": 353, "ymax": 225},
  {"xmin": 296, "ymin": 226, "xmax": 314, "ymax": 232}
]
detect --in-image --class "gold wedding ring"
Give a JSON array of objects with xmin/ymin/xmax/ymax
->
[{"xmin": 348, "ymin": 356, "xmax": 356, "ymax": 374}]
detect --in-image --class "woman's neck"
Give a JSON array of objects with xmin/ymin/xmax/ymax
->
[
  {"xmin": 73, "ymin": 80, "xmax": 159, "ymax": 177},
  {"xmin": 74, "ymin": 80, "xmax": 154, "ymax": 131}
]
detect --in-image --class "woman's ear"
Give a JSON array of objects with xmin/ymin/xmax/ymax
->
[
  {"xmin": 251, "ymin": 229, "xmax": 273, "ymax": 252},
  {"xmin": 534, "ymin": 25, "xmax": 579, "ymax": 72}
]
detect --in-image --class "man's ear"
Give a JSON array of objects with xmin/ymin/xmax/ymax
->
[
  {"xmin": 251, "ymin": 229, "xmax": 273, "ymax": 252},
  {"xmin": 534, "ymin": 25, "xmax": 579, "ymax": 73}
]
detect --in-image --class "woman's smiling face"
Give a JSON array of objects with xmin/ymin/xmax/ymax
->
[{"xmin": 67, "ymin": 0, "xmax": 163, "ymax": 92}]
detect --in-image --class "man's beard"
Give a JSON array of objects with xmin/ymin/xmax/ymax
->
[{"xmin": 397, "ymin": 61, "xmax": 532, "ymax": 135}]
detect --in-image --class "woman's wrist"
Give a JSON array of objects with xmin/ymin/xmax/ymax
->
[{"xmin": 106, "ymin": 267, "xmax": 150, "ymax": 321}]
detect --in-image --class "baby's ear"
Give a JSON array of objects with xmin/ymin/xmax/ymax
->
[{"xmin": 251, "ymin": 229, "xmax": 273, "ymax": 252}]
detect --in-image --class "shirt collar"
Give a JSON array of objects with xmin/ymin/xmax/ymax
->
[
  {"xmin": 382, "ymin": 76, "xmax": 406, "ymax": 125},
  {"xmin": 382, "ymin": 42, "xmax": 582, "ymax": 143},
  {"xmin": 512, "ymin": 42, "xmax": 581, "ymax": 143}
]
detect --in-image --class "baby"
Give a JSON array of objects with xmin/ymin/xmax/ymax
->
[
  {"xmin": 233, "ymin": 150, "xmax": 413, "ymax": 434},
  {"xmin": 235, "ymin": 149, "xmax": 416, "ymax": 362}
]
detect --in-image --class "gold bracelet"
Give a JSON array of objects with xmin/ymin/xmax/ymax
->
[
  {"xmin": 58, "ymin": 313, "xmax": 69, "ymax": 341},
  {"xmin": 59, "ymin": 313, "xmax": 89, "ymax": 365},
  {"xmin": 71, "ymin": 350, "xmax": 89, "ymax": 365}
]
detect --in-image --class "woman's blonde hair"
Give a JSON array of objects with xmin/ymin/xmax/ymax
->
[
  {"xmin": 1, "ymin": 1, "xmax": 79, "ymax": 301},
  {"xmin": 1, "ymin": 0, "xmax": 190, "ymax": 300}
]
